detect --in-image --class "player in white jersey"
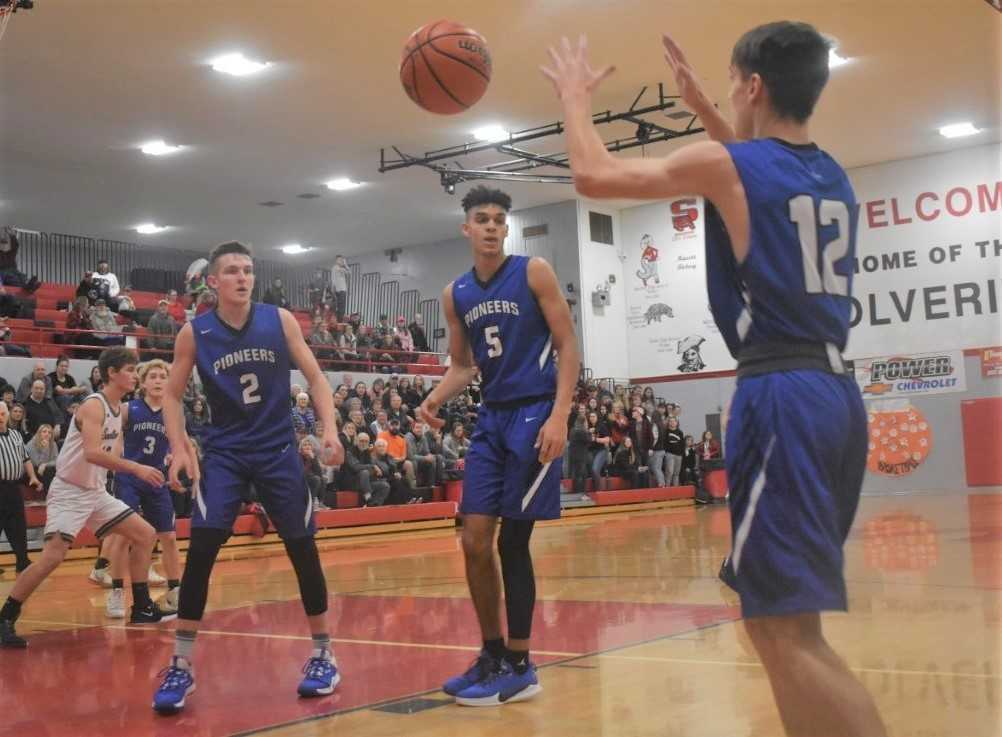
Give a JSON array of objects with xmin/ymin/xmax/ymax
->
[{"xmin": 0, "ymin": 348, "xmax": 173, "ymax": 648}]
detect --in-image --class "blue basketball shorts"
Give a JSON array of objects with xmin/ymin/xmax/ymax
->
[
  {"xmin": 115, "ymin": 478, "xmax": 175, "ymax": 534},
  {"xmin": 719, "ymin": 370, "xmax": 867, "ymax": 618},
  {"xmin": 192, "ymin": 440, "xmax": 315, "ymax": 540},
  {"xmin": 461, "ymin": 398, "xmax": 563, "ymax": 520}
]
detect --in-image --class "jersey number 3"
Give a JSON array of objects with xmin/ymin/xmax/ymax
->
[
  {"xmin": 240, "ymin": 373, "xmax": 262, "ymax": 405},
  {"xmin": 789, "ymin": 195, "xmax": 850, "ymax": 297},
  {"xmin": 485, "ymin": 325, "xmax": 503, "ymax": 358}
]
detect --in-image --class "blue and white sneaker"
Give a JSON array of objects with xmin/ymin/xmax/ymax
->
[
  {"xmin": 298, "ymin": 651, "xmax": 341, "ymax": 697},
  {"xmin": 153, "ymin": 656, "xmax": 195, "ymax": 714},
  {"xmin": 455, "ymin": 659, "xmax": 542, "ymax": 706},
  {"xmin": 442, "ymin": 649, "xmax": 500, "ymax": 696}
]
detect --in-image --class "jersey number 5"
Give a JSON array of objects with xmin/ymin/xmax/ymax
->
[
  {"xmin": 240, "ymin": 373, "xmax": 262, "ymax": 405},
  {"xmin": 789, "ymin": 195, "xmax": 850, "ymax": 297},
  {"xmin": 485, "ymin": 325, "xmax": 503, "ymax": 358}
]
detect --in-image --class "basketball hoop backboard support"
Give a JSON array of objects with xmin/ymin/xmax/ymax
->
[{"xmin": 378, "ymin": 83, "xmax": 706, "ymax": 193}]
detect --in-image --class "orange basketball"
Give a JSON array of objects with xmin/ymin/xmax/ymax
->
[{"xmin": 399, "ymin": 20, "xmax": 492, "ymax": 115}]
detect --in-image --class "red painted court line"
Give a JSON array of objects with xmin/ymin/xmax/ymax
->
[{"xmin": 0, "ymin": 595, "xmax": 738, "ymax": 737}]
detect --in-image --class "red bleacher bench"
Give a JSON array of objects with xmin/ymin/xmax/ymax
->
[{"xmin": 704, "ymin": 469, "xmax": 728, "ymax": 500}]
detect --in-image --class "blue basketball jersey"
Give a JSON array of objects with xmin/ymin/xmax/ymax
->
[
  {"xmin": 192, "ymin": 303, "xmax": 295, "ymax": 452},
  {"xmin": 123, "ymin": 398, "xmax": 169, "ymax": 473},
  {"xmin": 705, "ymin": 138, "xmax": 858, "ymax": 357},
  {"xmin": 451, "ymin": 255, "xmax": 556, "ymax": 404}
]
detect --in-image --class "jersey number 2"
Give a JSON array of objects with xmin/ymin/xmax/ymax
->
[
  {"xmin": 485, "ymin": 325, "xmax": 503, "ymax": 358},
  {"xmin": 789, "ymin": 195, "xmax": 850, "ymax": 297},
  {"xmin": 240, "ymin": 373, "xmax": 262, "ymax": 405}
]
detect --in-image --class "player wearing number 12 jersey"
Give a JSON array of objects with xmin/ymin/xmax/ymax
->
[
  {"xmin": 152, "ymin": 241, "xmax": 345, "ymax": 714},
  {"xmin": 419, "ymin": 186, "xmax": 580, "ymax": 706},
  {"xmin": 545, "ymin": 20, "xmax": 886, "ymax": 737}
]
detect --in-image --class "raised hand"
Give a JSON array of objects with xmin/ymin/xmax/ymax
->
[{"xmin": 540, "ymin": 35, "xmax": 615, "ymax": 100}]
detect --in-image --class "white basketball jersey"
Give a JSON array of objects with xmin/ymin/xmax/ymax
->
[{"xmin": 56, "ymin": 393, "xmax": 122, "ymax": 492}]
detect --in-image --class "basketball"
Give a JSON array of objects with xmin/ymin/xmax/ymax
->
[{"xmin": 399, "ymin": 20, "xmax": 492, "ymax": 115}]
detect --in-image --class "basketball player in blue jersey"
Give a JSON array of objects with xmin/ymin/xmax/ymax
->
[
  {"xmin": 152, "ymin": 241, "xmax": 345, "ymax": 714},
  {"xmin": 418, "ymin": 185, "xmax": 580, "ymax": 706},
  {"xmin": 542, "ymin": 22, "xmax": 886, "ymax": 737},
  {"xmin": 103, "ymin": 359, "xmax": 187, "ymax": 619}
]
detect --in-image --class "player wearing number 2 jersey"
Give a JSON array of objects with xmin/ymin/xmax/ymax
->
[
  {"xmin": 546, "ymin": 20, "xmax": 885, "ymax": 737},
  {"xmin": 419, "ymin": 186, "xmax": 580, "ymax": 706},
  {"xmin": 152, "ymin": 241, "xmax": 345, "ymax": 714}
]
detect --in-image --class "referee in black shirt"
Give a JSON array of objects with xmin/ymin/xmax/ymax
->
[{"xmin": 0, "ymin": 401, "xmax": 43, "ymax": 575}]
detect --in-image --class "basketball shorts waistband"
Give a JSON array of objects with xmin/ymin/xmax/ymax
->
[
  {"xmin": 483, "ymin": 393, "xmax": 555, "ymax": 411},
  {"xmin": 736, "ymin": 342, "xmax": 849, "ymax": 379}
]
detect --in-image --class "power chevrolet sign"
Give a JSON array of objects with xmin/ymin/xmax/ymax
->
[{"xmin": 855, "ymin": 350, "xmax": 967, "ymax": 398}]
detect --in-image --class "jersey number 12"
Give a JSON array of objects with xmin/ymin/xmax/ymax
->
[{"xmin": 789, "ymin": 195, "xmax": 850, "ymax": 297}]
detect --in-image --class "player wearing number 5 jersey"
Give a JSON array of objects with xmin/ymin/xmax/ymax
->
[
  {"xmin": 152, "ymin": 241, "xmax": 345, "ymax": 714},
  {"xmin": 419, "ymin": 186, "xmax": 580, "ymax": 706},
  {"xmin": 544, "ymin": 20, "xmax": 885, "ymax": 737}
]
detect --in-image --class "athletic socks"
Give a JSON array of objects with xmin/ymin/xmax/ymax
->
[
  {"xmin": 112, "ymin": 578, "xmax": 124, "ymax": 590},
  {"xmin": 484, "ymin": 638, "xmax": 506, "ymax": 660},
  {"xmin": 0, "ymin": 596, "xmax": 23, "ymax": 623},
  {"xmin": 311, "ymin": 633, "xmax": 333, "ymax": 660},
  {"xmin": 174, "ymin": 630, "xmax": 197, "ymax": 662},
  {"xmin": 132, "ymin": 582, "xmax": 153, "ymax": 608},
  {"xmin": 504, "ymin": 649, "xmax": 530, "ymax": 675},
  {"xmin": 94, "ymin": 557, "xmax": 110, "ymax": 570},
  {"xmin": 167, "ymin": 579, "xmax": 180, "ymax": 591}
]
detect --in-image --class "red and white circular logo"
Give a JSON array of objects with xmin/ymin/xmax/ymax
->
[{"xmin": 866, "ymin": 404, "xmax": 933, "ymax": 477}]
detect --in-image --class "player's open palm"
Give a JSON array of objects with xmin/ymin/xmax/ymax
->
[
  {"xmin": 535, "ymin": 416, "xmax": 568, "ymax": 464},
  {"xmin": 541, "ymin": 35, "xmax": 615, "ymax": 100},
  {"xmin": 662, "ymin": 34, "xmax": 710, "ymax": 112}
]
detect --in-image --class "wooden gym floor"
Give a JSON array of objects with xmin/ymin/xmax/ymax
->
[{"xmin": 0, "ymin": 490, "xmax": 998, "ymax": 737}]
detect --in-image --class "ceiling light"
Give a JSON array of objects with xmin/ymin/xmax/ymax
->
[
  {"xmin": 938, "ymin": 122, "xmax": 981, "ymax": 139},
  {"xmin": 140, "ymin": 140, "xmax": 183, "ymax": 156},
  {"xmin": 136, "ymin": 223, "xmax": 168, "ymax": 234},
  {"xmin": 210, "ymin": 52, "xmax": 270, "ymax": 77},
  {"xmin": 472, "ymin": 124, "xmax": 509, "ymax": 143},
  {"xmin": 828, "ymin": 49, "xmax": 849, "ymax": 68},
  {"xmin": 281, "ymin": 243, "xmax": 311, "ymax": 255},
  {"xmin": 324, "ymin": 178, "xmax": 362, "ymax": 192}
]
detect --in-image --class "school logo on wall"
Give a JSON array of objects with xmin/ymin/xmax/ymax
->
[
  {"xmin": 855, "ymin": 350, "xmax": 966, "ymax": 398},
  {"xmin": 866, "ymin": 402, "xmax": 933, "ymax": 477},
  {"xmin": 635, "ymin": 234, "xmax": 661, "ymax": 287},
  {"xmin": 677, "ymin": 334, "xmax": 707, "ymax": 373},
  {"xmin": 669, "ymin": 198, "xmax": 699, "ymax": 240}
]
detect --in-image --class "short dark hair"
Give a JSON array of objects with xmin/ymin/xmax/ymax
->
[
  {"xmin": 208, "ymin": 241, "xmax": 253, "ymax": 272},
  {"xmin": 56, "ymin": 354, "xmax": 70, "ymax": 366},
  {"xmin": 98, "ymin": 259, "xmax": 109, "ymax": 265},
  {"xmin": 98, "ymin": 346, "xmax": 138, "ymax": 382},
  {"xmin": 461, "ymin": 185, "xmax": 512, "ymax": 214},
  {"xmin": 731, "ymin": 21, "xmax": 831, "ymax": 123}
]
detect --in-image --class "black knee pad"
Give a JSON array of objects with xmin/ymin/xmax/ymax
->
[
  {"xmin": 177, "ymin": 527, "xmax": 230, "ymax": 621},
  {"xmin": 284, "ymin": 535, "xmax": 328, "ymax": 616}
]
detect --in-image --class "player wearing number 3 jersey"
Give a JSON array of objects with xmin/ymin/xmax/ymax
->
[
  {"xmin": 152, "ymin": 241, "xmax": 345, "ymax": 714},
  {"xmin": 544, "ymin": 20, "xmax": 886, "ymax": 737}
]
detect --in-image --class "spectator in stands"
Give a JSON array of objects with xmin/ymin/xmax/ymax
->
[
  {"xmin": 338, "ymin": 323, "xmax": 359, "ymax": 364},
  {"xmin": 369, "ymin": 409, "xmax": 389, "ymax": 439},
  {"xmin": 263, "ymin": 277, "xmax": 290, "ymax": 309},
  {"xmin": 146, "ymin": 299, "xmax": 177, "ymax": 359},
  {"xmin": 291, "ymin": 392, "xmax": 317, "ymax": 435},
  {"xmin": 338, "ymin": 420, "xmax": 356, "ymax": 456},
  {"xmin": 375, "ymin": 314, "xmax": 391, "ymax": 339},
  {"xmin": 185, "ymin": 397, "xmax": 210, "ymax": 438},
  {"xmin": 8, "ymin": 403, "xmax": 26, "ymax": 440},
  {"xmin": 385, "ymin": 393, "xmax": 411, "ymax": 433},
  {"xmin": 587, "ymin": 410, "xmax": 612, "ymax": 490},
  {"xmin": 1, "ymin": 387, "xmax": 14, "ymax": 408},
  {"xmin": 664, "ymin": 417, "xmax": 685, "ymax": 487},
  {"xmin": 680, "ymin": 434, "xmax": 700, "ymax": 491},
  {"xmin": 0, "ymin": 285, "xmax": 21, "ymax": 319},
  {"xmin": 23, "ymin": 380, "xmax": 60, "ymax": 443},
  {"xmin": 165, "ymin": 289, "xmax": 186, "ymax": 325},
  {"xmin": 406, "ymin": 419, "xmax": 443, "ymax": 488},
  {"xmin": 76, "ymin": 271, "xmax": 99, "ymax": 305},
  {"xmin": 648, "ymin": 413, "xmax": 667, "ymax": 487},
  {"xmin": 610, "ymin": 436, "xmax": 645, "ymax": 489},
  {"xmin": 88, "ymin": 365, "xmax": 104, "ymax": 393},
  {"xmin": 116, "ymin": 285, "xmax": 136, "ymax": 320},
  {"xmin": 608, "ymin": 401, "xmax": 630, "ymax": 450},
  {"xmin": 332, "ymin": 255, "xmax": 350, "ymax": 320},
  {"xmin": 91, "ymin": 259, "xmax": 121, "ymax": 302},
  {"xmin": 409, "ymin": 313, "xmax": 429, "ymax": 352},
  {"xmin": 370, "ymin": 437, "xmax": 417, "ymax": 505},
  {"xmin": 0, "ymin": 228, "xmax": 38, "ymax": 291},
  {"xmin": 299, "ymin": 438, "xmax": 327, "ymax": 509},
  {"xmin": 347, "ymin": 408, "xmax": 365, "ymax": 433},
  {"xmin": 442, "ymin": 423, "xmax": 470, "ymax": 464},
  {"xmin": 16, "ymin": 362, "xmax": 52, "ymax": 404},
  {"xmin": 345, "ymin": 432, "xmax": 390, "ymax": 507},
  {"xmin": 0, "ymin": 317, "xmax": 30, "ymax": 357},
  {"xmin": 699, "ymin": 430, "xmax": 720, "ymax": 462},
  {"xmin": 629, "ymin": 406, "xmax": 654, "ymax": 461},
  {"xmin": 24, "ymin": 423, "xmax": 58, "ymax": 494},
  {"xmin": 66, "ymin": 296, "xmax": 96, "ymax": 357},
  {"xmin": 308, "ymin": 314, "xmax": 336, "ymax": 361},
  {"xmin": 395, "ymin": 316, "xmax": 414, "ymax": 354},
  {"xmin": 377, "ymin": 418, "xmax": 416, "ymax": 485},
  {"xmin": 194, "ymin": 289, "xmax": 216, "ymax": 316},
  {"xmin": 375, "ymin": 333, "xmax": 402, "ymax": 373},
  {"xmin": 567, "ymin": 415, "xmax": 592, "ymax": 494},
  {"xmin": 47, "ymin": 356, "xmax": 87, "ymax": 413},
  {"xmin": 353, "ymin": 381, "xmax": 371, "ymax": 411},
  {"xmin": 86, "ymin": 298, "xmax": 123, "ymax": 346}
]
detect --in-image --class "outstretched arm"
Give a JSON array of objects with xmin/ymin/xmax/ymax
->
[{"xmin": 662, "ymin": 34, "xmax": 737, "ymax": 143}]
